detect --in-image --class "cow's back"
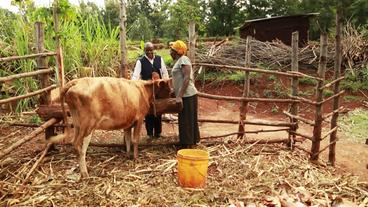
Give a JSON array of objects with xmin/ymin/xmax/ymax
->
[{"xmin": 65, "ymin": 77, "xmax": 151, "ymax": 130}]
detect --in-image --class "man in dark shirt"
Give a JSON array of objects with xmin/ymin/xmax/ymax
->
[{"xmin": 131, "ymin": 42, "xmax": 169, "ymax": 139}]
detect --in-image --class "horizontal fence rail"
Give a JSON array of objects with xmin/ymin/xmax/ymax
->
[
  {"xmin": 194, "ymin": 63, "xmax": 323, "ymax": 81},
  {"xmin": 0, "ymin": 68, "xmax": 54, "ymax": 83},
  {"xmin": 0, "ymin": 84, "xmax": 57, "ymax": 105},
  {"xmin": 198, "ymin": 118, "xmax": 295, "ymax": 127},
  {"xmin": 0, "ymin": 52, "xmax": 56, "ymax": 63},
  {"xmin": 198, "ymin": 92, "xmax": 300, "ymax": 103}
]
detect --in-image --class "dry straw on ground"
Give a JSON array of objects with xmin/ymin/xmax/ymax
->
[{"xmin": 0, "ymin": 130, "xmax": 367, "ymax": 206}]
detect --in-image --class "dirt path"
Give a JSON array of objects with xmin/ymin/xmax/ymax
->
[{"xmin": 195, "ymin": 97, "xmax": 368, "ymax": 182}]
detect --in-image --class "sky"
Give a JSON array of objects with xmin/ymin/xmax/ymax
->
[{"xmin": 1, "ymin": 0, "xmax": 106, "ymax": 13}]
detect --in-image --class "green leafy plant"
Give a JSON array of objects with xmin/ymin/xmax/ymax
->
[
  {"xmin": 299, "ymin": 77, "xmax": 318, "ymax": 85},
  {"xmin": 322, "ymin": 89, "xmax": 334, "ymax": 97}
]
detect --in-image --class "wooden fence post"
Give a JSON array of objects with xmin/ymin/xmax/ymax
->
[
  {"xmin": 188, "ymin": 21, "xmax": 196, "ymax": 63},
  {"xmin": 53, "ymin": 0, "xmax": 64, "ymax": 87},
  {"xmin": 289, "ymin": 31, "xmax": 299, "ymax": 147},
  {"xmin": 311, "ymin": 33, "xmax": 327, "ymax": 161},
  {"xmin": 119, "ymin": 0, "xmax": 128, "ymax": 78},
  {"xmin": 238, "ymin": 36, "xmax": 251, "ymax": 138},
  {"xmin": 329, "ymin": 7, "xmax": 343, "ymax": 165},
  {"xmin": 35, "ymin": 22, "xmax": 54, "ymax": 139}
]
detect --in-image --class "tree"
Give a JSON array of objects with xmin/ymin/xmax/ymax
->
[
  {"xmin": 207, "ymin": 0, "xmax": 245, "ymax": 36},
  {"xmin": 163, "ymin": 0, "xmax": 204, "ymax": 39},
  {"xmin": 127, "ymin": 14, "xmax": 153, "ymax": 41}
]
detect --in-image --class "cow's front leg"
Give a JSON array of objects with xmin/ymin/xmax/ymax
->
[
  {"xmin": 124, "ymin": 128, "xmax": 132, "ymax": 159},
  {"xmin": 132, "ymin": 121, "xmax": 143, "ymax": 160}
]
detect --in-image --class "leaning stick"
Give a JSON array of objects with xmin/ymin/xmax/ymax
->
[
  {"xmin": 24, "ymin": 143, "xmax": 52, "ymax": 182},
  {"xmin": 0, "ymin": 118, "xmax": 58, "ymax": 159}
]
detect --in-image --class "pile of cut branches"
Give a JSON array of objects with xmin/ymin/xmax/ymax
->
[{"xmin": 196, "ymin": 24, "xmax": 367, "ymax": 72}]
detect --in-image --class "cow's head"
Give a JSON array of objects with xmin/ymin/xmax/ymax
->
[{"xmin": 153, "ymin": 79, "xmax": 172, "ymax": 99}]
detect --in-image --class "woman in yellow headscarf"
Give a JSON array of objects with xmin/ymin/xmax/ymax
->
[{"xmin": 170, "ymin": 40, "xmax": 200, "ymax": 148}]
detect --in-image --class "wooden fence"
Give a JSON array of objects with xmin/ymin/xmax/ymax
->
[
  {"xmin": 0, "ymin": 22, "xmax": 62, "ymax": 160},
  {"xmin": 189, "ymin": 11, "xmax": 343, "ymax": 165}
]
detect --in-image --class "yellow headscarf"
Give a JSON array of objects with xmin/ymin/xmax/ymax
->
[{"xmin": 169, "ymin": 40, "xmax": 187, "ymax": 55}]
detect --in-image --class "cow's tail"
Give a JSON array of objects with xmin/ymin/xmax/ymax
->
[{"xmin": 48, "ymin": 80, "xmax": 78, "ymax": 144}]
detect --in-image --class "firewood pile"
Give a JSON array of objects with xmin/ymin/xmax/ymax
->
[{"xmin": 196, "ymin": 24, "xmax": 367, "ymax": 72}]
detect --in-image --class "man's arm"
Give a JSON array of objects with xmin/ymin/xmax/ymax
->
[
  {"xmin": 131, "ymin": 60, "xmax": 142, "ymax": 80},
  {"xmin": 160, "ymin": 57, "xmax": 169, "ymax": 79}
]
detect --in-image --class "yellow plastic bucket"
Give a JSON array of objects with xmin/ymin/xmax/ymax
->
[{"xmin": 177, "ymin": 149, "xmax": 209, "ymax": 188}]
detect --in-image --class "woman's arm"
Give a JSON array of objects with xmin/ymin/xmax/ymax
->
[{"xmin": 176, "ymin": 64, "xmax": 191, "ymax": 102}]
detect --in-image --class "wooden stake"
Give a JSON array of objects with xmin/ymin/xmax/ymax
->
[
  {"xmin": 311, "ymin": 33, "xmax": 327, "ymax": 161},
  {"xmin": 329, "ymin": 9, "xmax": 343, "ymax": 164},
  {"xmin": 0, "ymin": 118, "xmax": 59, "ymax": 159},
  {"xmin": 238, "ymin": 36, "xmax": 251, "ymax": 138},
  {"xmin": 188, "ymin": 21, "xmax": 196, "ymax": 63},
  {"xmin": 289, "ymin": 31, "xmax": 299, "ymax": 147},
  {"xmin": 35, "ymin": 22, "xmax": 55, "ymax": 140}
]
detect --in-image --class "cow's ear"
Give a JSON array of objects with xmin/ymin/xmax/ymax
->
[{"xmin": 159, "ymin": 79, "xmax": 169, "ymax": 88}]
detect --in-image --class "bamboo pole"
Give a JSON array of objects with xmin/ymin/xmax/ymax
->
[
  {"xmin": 198, "ymin": 118, "xmax": 295, "ymax": 127},
  {"xmin": 289, "ymin": 31, "xmax": 299, "ymax": 147},
  {"xmin": 238, "ymin": 36, "xmax": 252, "ymax": 138},
  {"xmin": 0, "ymin": 68, "xmax": 53, "ymax": 83},
  {"xmin": 119, "ymin": 0, "xmax": 128, "ymax": 78},
  {"xmin": 198, "ymin": 92, "xmax": 299, "ymax": 103},
  {"xmin": 0, "ymin": 118, "xmax": 59, "ymax": 160},
  {"xmin": 194, "ymin": 63, "xmax": 323, "ymax": 80},
  {"xmin": 0, "ymin": 52, "xmax": 56, "ymax": 63},
  {"xmin": 311, "ymin": 33, "xmax": 327, "ymax": 161},
  {"xmin": 0, "ymin": 85, "xmax": 57, "ymax": 105},
  {"xmin": 35, "ymin": 22, "xmax": 55, "ymax": 140},
  {"xmin": 319, "ymin": 76, "xmax": 345, "ymax": 90},
  {"xmin": 188, "ymin": 21, "xmax": 196, "ymax": 63},
  {"xmin": 283, "ymin": 111, "xmax": 315, "ymax": 126}
]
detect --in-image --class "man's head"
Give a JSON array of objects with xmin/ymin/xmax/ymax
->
[{"xmin": 144, "ymin": 42, "xmax": 154, "ymax": 59}]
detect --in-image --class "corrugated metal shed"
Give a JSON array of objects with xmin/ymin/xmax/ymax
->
[{"xmin": 239, "ymin": 13, "xmax": 318, "ymax": 46}]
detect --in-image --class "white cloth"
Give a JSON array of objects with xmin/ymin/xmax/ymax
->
[{"xmin": 131, "ymin": 55, "xmax": 169, "ymax": 80}]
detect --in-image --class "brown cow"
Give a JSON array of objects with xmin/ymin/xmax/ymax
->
[{"xmin": 49, "ymin": 77, "xmax": 171, "ymax": 177}]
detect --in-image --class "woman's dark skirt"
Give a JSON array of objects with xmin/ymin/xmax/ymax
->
[{"xmin": 178, "ymin": 94, "xmax": 200, "ymax": 146}]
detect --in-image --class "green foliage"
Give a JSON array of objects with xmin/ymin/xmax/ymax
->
[
  {"xmin": 128, "ymin": 14, "xmax": 154, "ymax": 41},
  {"xmin": 299, "ymin": 77, "xmax": 318, "ymax": 85},
  {"xmin": 29, "ymin": 114, "xmax": 42, "ymax": 124},
  {"xmin": 340, "ymin": 108, "xmax": 368, "ymax": 142},
  {"xmin": 343, "ymin": 95, "xmax": 361, "ymax": 102},
  {"xmin": 341, "ymin": 67, "xmax": 368, "ymax": 93},
  {"xmin": 322, "ymin": 89, "xmax": 334, "ymax": 97}
]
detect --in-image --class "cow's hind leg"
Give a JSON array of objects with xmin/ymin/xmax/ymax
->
[
  {"xmin": 73, "ymin": 125, "xmax": 92, "ymax": 178},
  {"xmin": 132, "ymin": 120, "xmax": 143, "ymax": 160},
  {"xmin": 124, "ymin": 128, "xmax": 132, "ymax": 159},
  {"xmin": 79, "ymin": 132, "xmax": 92, "ymax": 178}
]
